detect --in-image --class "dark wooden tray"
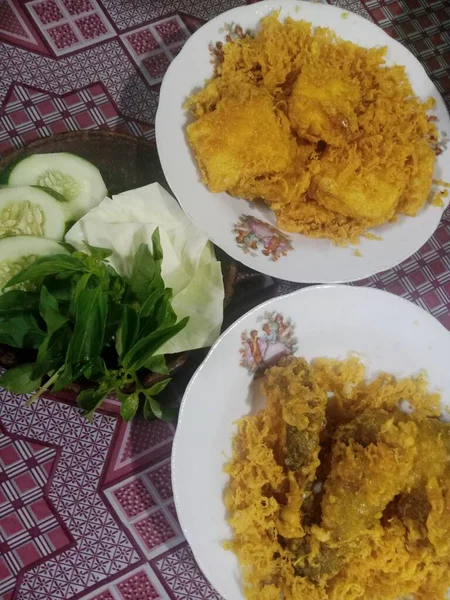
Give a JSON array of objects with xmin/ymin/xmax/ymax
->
[{"xmin": 0, "ymin": 130, "xmax": 238, "ymax": 391}]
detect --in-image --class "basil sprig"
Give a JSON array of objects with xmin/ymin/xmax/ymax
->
[{"xmin": 0, "ymin": 230, "xmax": 188, "ymax": 421}]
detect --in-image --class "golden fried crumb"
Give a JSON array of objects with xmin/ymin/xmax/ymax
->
[{"xmin": 431, "ymin": 188, "xmax": 449, "ymax": 207}]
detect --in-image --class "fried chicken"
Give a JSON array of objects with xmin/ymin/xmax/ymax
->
[
  {"xmin": 186, "ymin": 90, "xmax": 292, "ymax": 193},
  {"xmin": 186, "ymin": 14, "xmax": 439, "ymax": 244},
  {"xmin": 229, "ymin": 142, "xmax": 315, "ymax": 206},
  {"xmin": 288, "ymin": 71, "xmax": 360, "ymax": 147},
  {"xmin": 262, "ymin": 356, "xmax": 328, "ymax": 538},
  {"xmin": 321, "ymin": 417, "xmax": 418, "ymax": 542},
  {"xmin": 309, "ymin": 147, "xmax": 405, "ymax": 226},
  {"xmin": 225, "ymin": 356, "xmax": 450, "ymax": 600}
]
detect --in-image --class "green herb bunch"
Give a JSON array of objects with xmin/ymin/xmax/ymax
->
[{"xmin": 0, "ymin": 229, "xmax": 188, "ymax": 421}]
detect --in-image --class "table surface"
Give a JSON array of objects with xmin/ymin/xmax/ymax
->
[{"xmin": 0, "ymin": 0, "xmax": 450, "ymax": 599}]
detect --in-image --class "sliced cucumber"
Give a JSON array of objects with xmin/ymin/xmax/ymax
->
[
  {"xmin": 2, "ymin": 153, "xmax": 107, "ymax": 220},
  {"xmin": 0, "ymin": 236, "xmax": 68, "ymax": 293},
  {"xmin": 0, "ymin": 186, "xmax": 70, "ymax": 240}
]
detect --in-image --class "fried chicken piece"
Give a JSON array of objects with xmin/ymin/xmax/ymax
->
[
  {"xmin": 288, "ymin": 71, "xmax": 361, "ymax": 147},
  {"xmin": 309, "ymin": 147, "xmax": 405, "ymax": 226},
  {"xmin": 328, "ymin": 517, "xmax": 438, "ymax": 600},
  {"xmin": 262, "ymin": 357, "xmax": 327, "ymax": 538},
  {"xmin": 229, "ymin": 142, "xmax": 315, "ymax": 206},
  {"xmin": 186, "ymin": 91, "xmax": 292, "ymax": 193},
  {"xmin": 398, "ymin": 141, "xmax": 435, "ymax": 216},
  {"xmin": 320, "ymin": 417, "xmax": 418, "ymax": 542},
  {"xmin": 263, "ymin": 356, "xmax": 327, "ymax": 479}
]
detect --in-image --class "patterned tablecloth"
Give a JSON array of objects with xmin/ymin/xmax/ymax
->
[{"xmin": 0, "ymin": 0, "xmax": 449, "ymax": 599}]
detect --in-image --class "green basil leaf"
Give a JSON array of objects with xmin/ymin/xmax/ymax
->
[
  {"xmin": 120, "ymin": 393, "xmax": 139, "ymax": 422},
  {"xmin": 77, "ymin": 386, "xmax": 107, "ymax": 420},
  {"xmin": 143, "ymin": 397, "xmax": 155, "ymax": 420},
  {"xmin": 129, "ymin": 243, "xmax": 156, "ymax": 303},
  {"xmin": 5, "ymin": 254, "xmax": 85, "ymax": 287},
  {"xmin": 0, "ymin": 363, "xmax": 41, "ymax": 394},
  {"xmin": 51, "ymin": 362, "xmax": 75, "ymax": 392},
  {"xmin": 144, "ymin": 395, "xmax": 176, "ymax": 421},
  {"xmin": 116, "ymin": 306, "xmax": 140, "ymax": 360},
  {"xmin": 32, "ymin": 323, "xmax": 71, "ymax": 379},
  {"xmin": 147, "ymin": 396, "xmax": 163, "ymax": 419},
  {"xmin": 138, "ymin": 304, "xmax": 164, "ymax": 339},
  {"xmin": 42, "ymin": 275, "xmax": 74, "ymax": 303},
  {"xmin": 84, "ymin": 357, "xmax": 108, "ymax": 382},
  {"xmin": 109, "ymin": 273, "xmax": 127, "ymax": 304},
  {"xmin": 0, "ymin": 313, "xmax": 45, "ymax": 348},
  {"xmin": 153, "ymin": 292, "xmax": 173, "ymax": 329},
  {"xmin": 150, "ymin": 230, "xmax": 165, "ymax": 294},
  {"xmin": 160, "ymin": 292, "xmax": 177, "ymax": 328},
  {"xmin": 39, "ymin": 286, "xmax": 68, "ymax": 334},
  {"xmin": 82, "ymin": 242, "xmax": 113, "ymax": 261},
  {"xmin": 144, "ymin": 354, "xmax": 168, "ymax": 374},
  {"xmin": 104, "ymin": 303, "xmax": 123, "ymax": 343},
  {"xmin": 68, "ymin": 272, "xmax": 96, "ymax": 322},
  {"xmin": 75, "ymin": 272, "xmax": 96, "ymax": 298},
  {"xmin": 145, "ymin": 378, "xmax": 171, "ymax": 396},
  {"xmin": 66, "ymin": 285, "xmax": 108, "ymax": 372},
  {"xmin": 139, "ymin": 290, "xmax": 161, "ymax": 318},
  {"xmin": 138, "ymin": 291, "xmax": 175, "ymax": 338},
  {"xmin": 122, "ymin": 317, "xmax": 188, "ymax": 372},
  {"xmin": 0, "ymin": 291, "xmax": 39, "ymax": 316},
  {"xmin": 71, "ymin": 252, "xmax": 112, "ymax": 293},
  {"xmin": 151, "ymin": 228, "xmax": 163, "ymax": 262}
]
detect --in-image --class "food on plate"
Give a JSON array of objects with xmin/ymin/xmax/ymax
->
[
  {"xmin": 186, "ymin": 14, "xmax": 439, "ymax": 243},
  {"xmin": 186, "ymin": 88, "xmax": 293, "ymax": 193},
  {"xmin": 0, "ymin": 152, "xmax": 107, "ymax": 220},
  {"xmin": 225, "ymin": 356, "xmax": 450, "ymax": 599}
]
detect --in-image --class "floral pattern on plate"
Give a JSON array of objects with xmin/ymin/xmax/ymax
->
[
  {"xmin": 233, "ymin": 215, "xmax": 293, "ymax": 261},
  {"xmin": 239, "ymin": 311, "xmax": 297, "ymax": 373}
]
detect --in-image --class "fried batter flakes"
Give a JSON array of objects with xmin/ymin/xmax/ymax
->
[
  {"xmin": 224, "ymin": 356, "xmax": 450, "ymax": 600},
  {"xmin": 186, "ymin": 15, "xmax": 439, "ymax": 244}
]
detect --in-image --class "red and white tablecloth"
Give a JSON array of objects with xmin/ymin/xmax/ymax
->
[{"xmin": 0, "ymin": 1, "xmax": 449, "ymax": 599}]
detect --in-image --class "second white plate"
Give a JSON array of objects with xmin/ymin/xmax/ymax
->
[{"xmin": 172, "ymin": 285, "xmax": 450, "ymax": 599}]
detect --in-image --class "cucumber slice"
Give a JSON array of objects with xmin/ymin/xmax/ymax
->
[
  {"xmin": 0, "ymin": 186, "xmax": 70, "ymax": 240},
  {"xmin": 0, "ymin": 236, "xmax": 68, "ymax": 293},
  {"xmin": 2, "ymin": 153, "xmax": 107, "ymax": 220}
]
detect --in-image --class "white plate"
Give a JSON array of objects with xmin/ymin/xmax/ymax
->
[
  {"xmin": 156, "ymin": 0, "xmax": 450, "ymax": 284},
  {"xmin": 172, "ymin": 285, "xmax": 450, "ymax": 599}
]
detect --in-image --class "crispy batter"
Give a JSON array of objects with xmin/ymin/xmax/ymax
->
[
  {"xmin": 186, "ymin": 14, "xmax": 438, "ymax": 244},
  {"xmin": 186, "ymin": 88, "xmax": 292, "ymax": 193},
  {"xmin": 309, "ymin": 146, "xmax": 405, "ymax": 225},
  {"xmin": 224, "ymin": 356, "xmax": 450, "ymax": 599},
  {"xmin": 288, "ymin": 71, "xmax": 361, "ymax": 147}
]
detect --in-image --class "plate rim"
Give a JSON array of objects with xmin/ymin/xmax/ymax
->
[
  {"xmin": 156, "ymin": 0, "xmax": 450, "ymax": 284},
  {"xmin": 171, "ymin": 283, "xmax": 450, "ymax": 598}
]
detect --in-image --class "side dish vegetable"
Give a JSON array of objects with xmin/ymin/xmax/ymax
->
[
  {"xmin": 0, "ymin": 152, "xmax": 107, "ymax": 220},
  {"xmin": 0, "ymin": 231, "xmax": 188, "ymax": 421}
]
